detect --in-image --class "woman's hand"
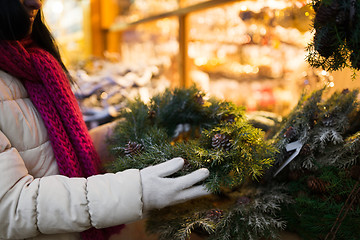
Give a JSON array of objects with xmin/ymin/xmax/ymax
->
[{"xmin": 140, "ymin": 157, "xmax": 210, "ymax": 211}]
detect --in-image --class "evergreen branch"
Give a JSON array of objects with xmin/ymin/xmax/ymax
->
[
  {"xmin": 209, "ymin": 185, "xmax": 291, "ymax": 240},
  {"xmin": 174, "ymin": 217, "xmax": 216, "ymax": 240}
]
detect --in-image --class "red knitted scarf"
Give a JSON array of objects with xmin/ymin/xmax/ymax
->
[{"xmin": 0, "ymin": 40, "xmax": 124, "ymax": 239}]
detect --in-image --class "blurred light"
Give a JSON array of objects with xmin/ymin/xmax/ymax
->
[
  {"xmin": 217, "ymin": 50, "xmax": 226, "ymax": 59},
  {"xmin": 195, "ymin": 57, "xmax": 208, "ymax": 66},
  {"xmin": 209, "ymin": 58, "xmax": 219, "ymax": 66},
  {"xmin": 321, "ymin": 70, "xmax": 328, "ymax": 76},
  {"xmin": 295, "ymin": 2, "xmax": 305, "ymax": 8},
  {"xmin": 328, "ymin": 82, "xmax": 335, "ymax": 88},
  {"xmin": 108, "ymin": 106, "xmax": 119, "ymax": 117},
  {"xmin": 250, "ymin": 24, "xmax": 258, "ymax": 31},
  {"xmin": 51, "ymin": 1, "xmax": 64, "ymax": 15},
  {"xmin": 100, "ymin": 92, "xmax": 108, "ymax": 99},
  {"xmin": 267, "ymin": 0, "xmax": 288, "ymax": 9},
  {"xmin": 260, "ymin": 28, "xmax": 267, "ymax": 35},
  {"xmin": 198, "ymin": 17, "xmax": 206, "ymax": 24},
  {"xmin": 244, "ymin": 65, "xmax": 253, "ymax": 73}
]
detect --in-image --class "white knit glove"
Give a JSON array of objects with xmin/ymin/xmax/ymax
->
[{"xmin": 140, "ymin": 157, "xmax": 210, "ymax": 211}]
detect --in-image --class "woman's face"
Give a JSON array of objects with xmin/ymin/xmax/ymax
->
[{"xmin": 19, "ymin": 0, "xmax": 42, "ymax": 34}]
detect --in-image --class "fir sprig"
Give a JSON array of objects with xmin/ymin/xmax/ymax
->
[
  {"xmin": 209, "ymin": 185, "xmax": 292, "ymax": 240},
  {"xmin": 334, "ymin": 131, "xmax": 360, "ymax": 168},
  {"xmin": 144, "ymin": 185, "xmax": 291, "ymax": 240}
]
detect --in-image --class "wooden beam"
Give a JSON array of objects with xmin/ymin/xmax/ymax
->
[
  {"xmin": 101, "ymin": 0, "xmax": 121, "ymax": 53},
  {"xmin": 82, "ymin": 0, "xmax": 92, "ymax": 57},
  {"xmin": 90, "ymin": 0, "xmax": 104, "ymax": 56},
  {"xmin": 109, "ymin": 0, "xmax": 241, "ymax": 32},
  {"xmin": 178, "ymin": 14, "xmax": 190, "ymax": 88}
]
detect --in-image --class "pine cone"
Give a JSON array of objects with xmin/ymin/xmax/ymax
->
[
  {"xmin": 183, "ymin": 158, "xmax": 191, "ymax": 170},
  {"xmin": 194, "ymin": 93, "xmax": 204, "ymax": 105},
  {"xmin": 148, "ymin": 110, "xmax": 156, "ymax": 120},
  {"xmin": 283, "ymin": 126, "xmax": 296, "ymax": 139},
  {"xmin": 342, "ymin": 88, "xmax": 350, "ymax": 94},
  {"xmin": 205, "ymin": 209, "xmax": 224, "ymax": 223},
  {"xmin": 236, "ymin": 196, "xmax": 251, "ymax": 205},
  {"xmin": 222, "ymin": 114, "xmax": 236, "ymax": 123},
  {"xmin": 288, "ymin": 170, "xmax": 302, "ymax": 181},
  {"xmin": 322, "ymin": 115, "xmax": 334, "ymax": 127},
  {"xmin": 350, "ymin": 165, "xmax": 360, "ymax": 180},
  {"xmin": 310, "ymin": 110, "xmax": 320, "ymax": 129},
  {"xmin": 300, "ymin": 143, "xmax": 312, "ymax": 156},
  {"xmin": 124, "ymin": 141, "xmax": 144, "ymax": 156},
  {"xmin": 212, "ymin": 133, "xmax": 232, "ymax": 151},
  {"xmin": 307, "ymin": 176, "xmax": 330, "ymax": 194}
]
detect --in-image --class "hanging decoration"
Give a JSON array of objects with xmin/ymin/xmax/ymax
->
[{"xmin": 306, "ymin": 0, "xmax": 360, "ymax": 73}]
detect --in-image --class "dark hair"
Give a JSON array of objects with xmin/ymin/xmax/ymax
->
[
  {"xmin": 0, "ymin": 0, "xmax": 31, "ymax": 40},
  {"xmin": 0, "ymin": 0, "xmax": 72, "ymax": 82}
]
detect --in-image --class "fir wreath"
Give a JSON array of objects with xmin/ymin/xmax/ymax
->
[{"xmin": 106, "ymin": 86, "xmax": 291, "ymax": 240}]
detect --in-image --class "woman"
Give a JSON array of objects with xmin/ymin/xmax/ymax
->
[{"xmin": 0, "ymin": 0, "xmax": 209, "ymax": 239}]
